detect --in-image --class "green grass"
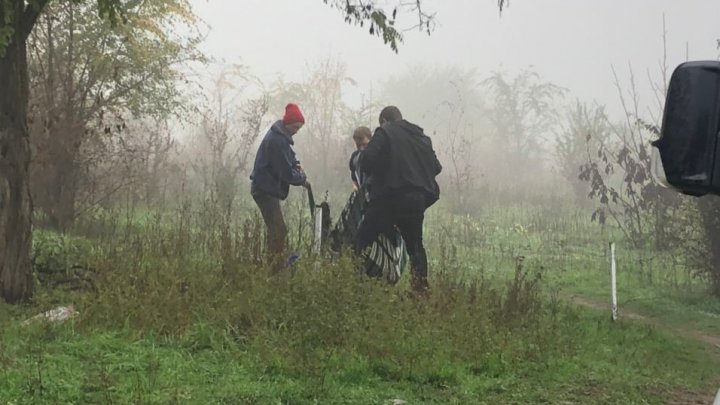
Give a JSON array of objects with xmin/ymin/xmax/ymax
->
[
  {"xmin": 425, "ymin": 201, "xmax": 720, "ymax": 331},
  {"xmin": 2, "ymin": 305, "xmax": 717, "ymax": 404},
  {"xmin": 1, "ymin": 197, "xmax": 719, "ymax": 404}
]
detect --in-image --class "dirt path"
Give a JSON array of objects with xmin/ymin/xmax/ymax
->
[
  {"xmin": 570, "ymin": 295, "xmax": 720, "ymax": 350},
  {"xmin": 570, "ymin": 295, "xmax": 720, "ymax": 405}
]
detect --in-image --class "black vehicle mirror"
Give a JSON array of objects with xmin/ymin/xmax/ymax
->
[{"xmin": 652, "ymin": 60, "xmax": 720, "ymax": 196}]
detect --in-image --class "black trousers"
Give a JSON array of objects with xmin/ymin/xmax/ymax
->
[{"xmin": 354, "ymin": 192, "xmax": 429, "ymax": 292}]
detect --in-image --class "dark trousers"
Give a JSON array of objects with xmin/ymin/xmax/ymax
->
[
  {"xmin": 252, "ymin": 191, "xmax": 287, "ymax": 267},
  {"xmin": 354, "ymin": 192, "xmax": 429, "ymax": 292}
]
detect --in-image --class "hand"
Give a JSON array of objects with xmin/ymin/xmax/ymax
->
[{"xmin": 352, "ymin": 182, "xmax": 359, "ymax": 192}]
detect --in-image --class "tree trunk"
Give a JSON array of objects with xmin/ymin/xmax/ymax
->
[
  {"xmin": 47, "ymin": 156, "xmax": 77, "ymax": 232},
  {"xmin": 0, "ymin": 6, "xmax": 34, "ymax": 303},
  {"xmin": 697, "ymin": 196, "xmax": 720, "ymax": 296},
  {"xmin": 40, "ymin": 127, "xmax": 79, "ymax": 232}
]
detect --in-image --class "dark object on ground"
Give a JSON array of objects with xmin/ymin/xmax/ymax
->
[{"xmin": 329, "ymin": 189, "xmax": 406, "ymax": 283}]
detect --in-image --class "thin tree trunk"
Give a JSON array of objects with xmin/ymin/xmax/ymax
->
[
  {"xmin": 0, "ymin": 1, "xmax": 35, "ymax": 303},
  {"xmin": 697, "ymin": 196, "xmax": 720, "ymax": 296},
  {"xmin": 47, "ymin": 154, "xmax": 78, "ymax": 232}
]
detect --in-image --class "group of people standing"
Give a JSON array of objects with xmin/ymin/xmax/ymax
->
[{"xmin": 249, "ymin": 103, "xmax": 441, "ymax": 293}]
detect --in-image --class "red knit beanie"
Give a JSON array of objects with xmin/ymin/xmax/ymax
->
[{"xmin": 282, "ymin": 103, "xmax": 305, "ymax": 125}]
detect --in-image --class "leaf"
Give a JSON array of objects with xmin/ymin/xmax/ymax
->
[{"xmin": 131, "ymin": 17, "xmax": 165, "ymax": 40}]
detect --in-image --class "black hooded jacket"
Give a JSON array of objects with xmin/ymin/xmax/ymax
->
[{"xmin": 359, "ymin": 119, "xmax": 442, "ymax": 207}]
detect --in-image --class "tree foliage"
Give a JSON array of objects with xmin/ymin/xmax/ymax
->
[
  {"xmin": 0, "ymin": 0, "xmax": 124, "ymax": 55},
  {"xmin": 554, "ymin": 101, "xmax": 609, "ymax": 205},
  {"xmin": 270, "ymin": 58, "xmax": 357, "ymax": 193},
  {"xmin": 482, "ymin": 68, "xmax": 566, "ymax": 160},
  {"xmin": 323, "ymin": 0, "xmax": 431, "ymax": 52},
  {"xmin": 189, "ymin": 64, "xmax": 269, "ymax": 212},
  {"xmin": 27, "ymin": 0, "xmax": 203, "ymax": 230},
  {"xmin": 323, "ymin": 0, "xmax": 509, "ymax": 52},
  {"xmin": 578, "ymin": 65, "xmax": 684, "ymax": 255}
]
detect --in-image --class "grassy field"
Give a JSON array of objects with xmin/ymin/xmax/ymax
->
[{"xmin": 1, "ymin": 194, "xmax": 719, "ymax": 404}]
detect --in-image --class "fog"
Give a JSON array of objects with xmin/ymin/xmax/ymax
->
[
  {"xmin": 191, "ymin": 0, "xmax": 720, "ymax": 117},
  {"xmin": 22, "ymin": 0, "xmax": 720, "ymax": 238}
]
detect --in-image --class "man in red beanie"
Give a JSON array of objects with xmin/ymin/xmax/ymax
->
[{"xmin": 250, "ymin": 103, "xmax": 309, "ymax": 271}]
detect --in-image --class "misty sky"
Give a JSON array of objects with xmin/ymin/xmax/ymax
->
[{"xmin": 189, "ymin": 0, "xmax": 720, "ymax": 120}]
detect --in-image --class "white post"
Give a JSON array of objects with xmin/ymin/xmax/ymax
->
[
  {"xmin": 610, "ymin": 242, "xmax": 618, "ymax": 321},
  {"xmin": 313, "ymin": 206, "xmax": 323, "ymax": 254},
  {"xmin": 713, "ymin": 387, "xmax": 720, "ymax": 405}
]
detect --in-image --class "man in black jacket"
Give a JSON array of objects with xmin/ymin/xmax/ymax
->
[
  {"xmin": 355, "ymin": 106, "xmax": 442, "ymax": 292},
  {"xmin": 250, "ymin": 103, "xmax": 308, "ymax": 269}
]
